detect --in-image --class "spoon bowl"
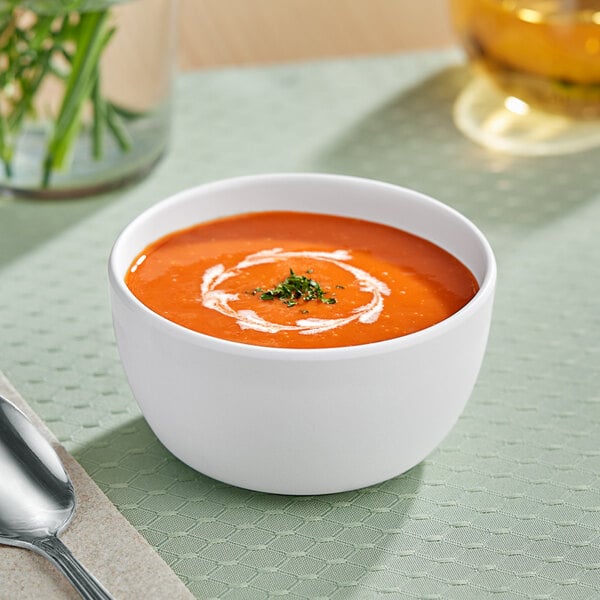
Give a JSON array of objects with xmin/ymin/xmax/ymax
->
[{"xmin": 0, "ymin": 394, "xmax": 113, "ymax": 599}]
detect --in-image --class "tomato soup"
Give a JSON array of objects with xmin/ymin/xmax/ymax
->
[{"xmin": 125, "ymin": 211, "xmax": 479, "ymax": 349}]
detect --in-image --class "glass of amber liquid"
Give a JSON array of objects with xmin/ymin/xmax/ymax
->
[{"xmin": 451, "ymin": 0, "xmax": 600, "ymax": 155}]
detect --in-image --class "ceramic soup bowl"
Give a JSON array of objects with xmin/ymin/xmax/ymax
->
[{"xmin": 109, "ymin": 173, "xmax": 496, "ymax": 495}]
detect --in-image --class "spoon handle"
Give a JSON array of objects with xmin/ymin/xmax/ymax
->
[{"xmin": 31, "ymin": 536, "xmax": 115, "ymax": 600}]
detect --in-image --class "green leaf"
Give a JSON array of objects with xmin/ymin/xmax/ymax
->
[
  {"xmin": 42, "ymin": 10, "xmax": 114, "ymax": 185},
  {"xmin": 258, "ymin": 269, "xmax": 338, "ymax": 307}
]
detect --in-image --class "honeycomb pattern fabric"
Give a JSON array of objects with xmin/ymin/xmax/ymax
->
[{"xmin": 1, "ymin": 49, "xmax": 599, "ymax": 599}]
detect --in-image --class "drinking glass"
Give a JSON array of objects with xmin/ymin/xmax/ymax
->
[{"xmin": 451, "ymin": 0, "xmax": 600, "ymax": 155}]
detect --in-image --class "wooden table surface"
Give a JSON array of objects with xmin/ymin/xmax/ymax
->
[{"xmin": 176, "ymin": 0, "xmax": 455, "ymax": 69}]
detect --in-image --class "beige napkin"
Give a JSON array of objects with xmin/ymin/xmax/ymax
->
[{"xmin": 0, "ymin": 371, "xmax": 194, "ymax": 600}]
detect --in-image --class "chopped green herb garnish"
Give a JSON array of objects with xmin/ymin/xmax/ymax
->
[{"xmin": 258, "ymin": 269, "xmax": 337, "ymax": 307}]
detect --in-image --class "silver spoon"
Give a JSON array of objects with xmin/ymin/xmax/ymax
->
[{"xmin": 0, "ymin": 394, "xmax": 114, "ymax": 599}]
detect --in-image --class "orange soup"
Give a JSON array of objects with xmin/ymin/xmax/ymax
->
[{"xmin": 125, "ymin": 211, "xmax": 479, "ymax": 349}]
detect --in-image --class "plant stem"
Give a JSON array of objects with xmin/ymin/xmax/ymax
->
[
  {"xmin": 0, "ymin": 112, "xmax": 12, "ymax": 178},
  {"xmin": 91, "ymin": 66, "xmax": 105, "ymax": 160},
  {"xmin": 105, "ymin": 102, "xmax": 132, "ymax": 152},
  {"xmin": 43, "ymin": 11, "xmax": 114, "ymax": 186}
]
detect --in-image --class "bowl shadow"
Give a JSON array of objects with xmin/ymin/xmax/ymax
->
[{"xmin": 74, "ymin": 416, "xmax": 426, "ymax": 594}]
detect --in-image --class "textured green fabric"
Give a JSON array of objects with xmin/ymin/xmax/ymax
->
[{"xmin": 1, "ymin": 49, "xmax": 599, "ymax": 599}]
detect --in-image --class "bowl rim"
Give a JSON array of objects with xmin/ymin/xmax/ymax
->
[{"xmin": 108, "ymin": 173, "xmax": 497, "ymax": 360}]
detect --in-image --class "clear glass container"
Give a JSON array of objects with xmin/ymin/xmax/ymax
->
[
  {"xmin": 0, "ymin": 0, "xmax": 175, "ymax": 198},
  {"xmin": 451, "ymin": 0, "xmax": 600, "ymax": 155}
]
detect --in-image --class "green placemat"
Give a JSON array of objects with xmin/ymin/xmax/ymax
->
[{"xmin": 1, "ymin": 49, "xmax": 599, "ymax": 599}]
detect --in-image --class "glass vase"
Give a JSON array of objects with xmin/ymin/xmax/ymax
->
[{"xmin": 0, "ymin": 0, "xmax": 175, "ymax": 198}]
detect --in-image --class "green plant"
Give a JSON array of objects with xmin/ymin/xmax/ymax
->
[{"xmin": 0, "ymin": 0, "xmax": 132, "ymax": 187}]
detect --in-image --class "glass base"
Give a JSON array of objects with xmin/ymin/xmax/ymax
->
[
  {"xmin": 453, "ymin": 76, "xmax": 600, "ymax": 156},
  {"xmin": 0, "ymin": 106, "xmax": 169, "ymax": 200},
  {"xmin": 0, "ymin": 154, "xmax": 163, "ymax": 200}
]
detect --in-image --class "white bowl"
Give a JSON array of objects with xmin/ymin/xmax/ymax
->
[{"xmin": 108, "ymin": 173, "xmax": 496, "ymax": 495}]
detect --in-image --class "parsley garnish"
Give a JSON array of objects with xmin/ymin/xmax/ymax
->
[{"xmin": 258, "ymin": 269, "xmax": 337, "ymax": 307}]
